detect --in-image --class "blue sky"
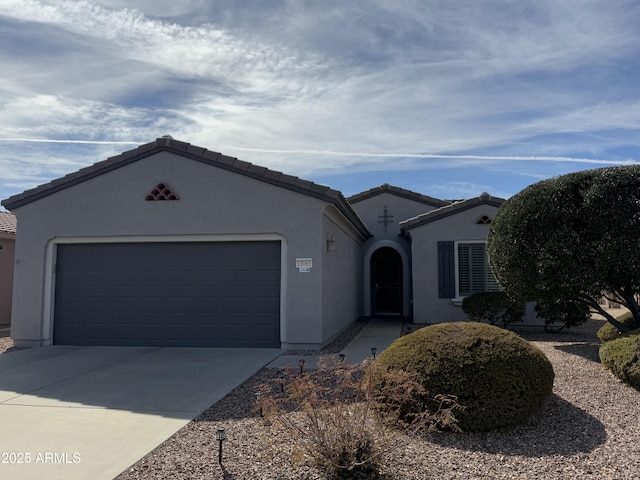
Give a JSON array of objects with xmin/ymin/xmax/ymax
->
[{"xmin": 1, "ymin": 0, "xmax": 639, "ymax": 206}]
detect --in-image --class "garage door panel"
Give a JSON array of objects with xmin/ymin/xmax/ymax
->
[
  {"xmin": 130, "ymin": 314, "xmax": 165, "ymax": 325},
  {"xmin": 59, "ymin": 323, "xmax": 131, "ymax": 342},
  {"xmin": 246, "ymin": 312, "xmax": 283, "ymax": 326},
  {"xmin": 93, "ymin": 270, "xmax": 284, "ymax": 290},
  {"xmin": 65, "ymin": 295, "xmax": 163, "ymax": 314},
  {"xmin": 250, "ymin": 297, "xmax": 281, "ymax": 313},
  {"xmin": 95, "ymin": 271, "xmax": 280, "ymax": 289},
  {"xmin": 54, "ymin": 242, "xmax": 281, "ymax": 347}
]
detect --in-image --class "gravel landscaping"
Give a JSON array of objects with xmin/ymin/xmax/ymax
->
[
  {"xmin": 0, "ymin": 327, "xmax": 16, "ymax": 354},
  {"xmin": 3, "ymin": 318, "xmax": 639, "ymax": 479},
  {"xmin": 111, "ymin": 317, "xmax": 640, "ymax": 480}
]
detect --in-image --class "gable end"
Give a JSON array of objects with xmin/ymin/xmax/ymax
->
[
  {"xmin": 348, "ymin": 184, "xmax": 450, "ymax": 208},
  {"xmin": 400, "ymin": 193, "xmax": 505, "ymax": 232},
  {"xmin": 1, "ymin": 137, "xmax": 371, "ymax": 239}
]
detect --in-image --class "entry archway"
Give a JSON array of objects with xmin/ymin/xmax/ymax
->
[
  {"xmin": 371, "ymin": 247, "xmax": 402, "ymax": 315},
  {"xmin": 363, "ymin": 241, "xmax": 410, "ymax": 317}
]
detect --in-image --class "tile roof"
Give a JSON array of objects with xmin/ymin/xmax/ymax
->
[
  {"xmin": 400, "ymin": 192, "xmax": 505, "ymax": 231},
  {"xmin": 0, "ymin": 211, "xmax": 16, "ymax": 235},
  {"xmin": 1, "ymin": 137, "xmax": 371, "ymax": 239},
  {"xmin": 348, "ymin": 183, "xmax": 450, "ymax": 208}
]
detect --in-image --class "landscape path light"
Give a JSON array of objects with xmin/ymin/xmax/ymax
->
[
  {"xmin": 255, "ymin": 391, "xmax": 263, "ymax": 417},
  {"xmin": 371, "ymin": 347, "xmax": 377, "ymax": 359},
  {"xmin": 216, "ymin": 427, "xmax": 227, "ymax": 464},
  {"xmin": 278, "ymin": 369, "xmax": 285, "ymax": 392}
]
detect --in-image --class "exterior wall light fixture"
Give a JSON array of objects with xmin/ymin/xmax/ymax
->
[{"xmin": 327, "ymin": 233, "xmax": 337, "ymax": 252}]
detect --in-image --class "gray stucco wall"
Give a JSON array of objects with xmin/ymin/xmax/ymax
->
[
  {"xmin": 408, "ymin": 204, "xmax": 499, "ymax": 324},
  {"xmin": 10, "ymin": 151, "xmax": 357, "ymax": 347},
  {"xmin": 351, "ymin": 192, "xmax": 438, "ymax": 239},
  {"xmin": 320, "ymin": 207, "xmax": 364, "ymax": 343}
]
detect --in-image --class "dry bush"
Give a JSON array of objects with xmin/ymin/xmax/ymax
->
[{"xmin": 256, "ymin": 357, "xmax": 459, "ymax": 480}]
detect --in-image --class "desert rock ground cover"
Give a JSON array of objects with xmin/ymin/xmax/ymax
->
[
  {"xmin": 2, "ymin": 320, "xmax": 639, "ymax": 479},
  {"xmin": 114, "ymin": 318, "xmax": 640, "ymax": 479}
]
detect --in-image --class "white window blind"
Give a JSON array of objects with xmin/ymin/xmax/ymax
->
[{"xmin": 458, "ymin": 243, "xmax": 500, "ymax": 296}]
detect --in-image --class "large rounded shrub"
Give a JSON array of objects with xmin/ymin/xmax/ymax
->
[
  {"xmin": 376, "ymin": 322, "xmax": 554, "ymax": 432},
  {"xmin": 597, "ymin": 312, "xmax": 639, "ymax": 343},
  {"xmin": 599, "ymin": 333, "xmax": 640, "ymax": 390}
]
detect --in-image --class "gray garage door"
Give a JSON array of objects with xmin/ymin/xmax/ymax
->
[{"xmin": 53, "ymin": 241, "xmax": 281, "ymax": 347}]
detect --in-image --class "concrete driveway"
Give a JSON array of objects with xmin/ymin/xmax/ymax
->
[{"xmin": 0, "ymin": 346, "xmax": 280, "ymax": 480}]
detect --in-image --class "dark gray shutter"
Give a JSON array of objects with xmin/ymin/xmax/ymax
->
[{"xmin": 438, "ymin": 241, "xmax": 456, "ymax": 298}]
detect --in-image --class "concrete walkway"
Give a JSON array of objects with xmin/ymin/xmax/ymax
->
[
  {"xmin": 0, "ymin": 346, "xmax": 280, "ymax": 480},
  {"xmin": 267, "ymin": 317, "xmax": 403, "ymax": 369}
]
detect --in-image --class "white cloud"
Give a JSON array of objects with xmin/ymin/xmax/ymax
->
[
  {"xmin": 0, "ymin": 0, "xmax": 639, "ymax": 202},
  {"xmin": 0, "ymin": 0, "xmax": 330, "ymax": 95},
  {"xmin": 420, "ymin": 181, "xmax": 510, "ymax": 201},
  {"xmin": 93, "ymin": 0, "xmax": 204, "ymax": 19},
  {"xmin": 0, "ymin": 94, "xmax": 167, "ymax": 141}
]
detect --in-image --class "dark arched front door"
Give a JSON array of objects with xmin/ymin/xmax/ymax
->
[{"xmin": 371, "ymin": 247, "xmax": 403, "ymax": 315}]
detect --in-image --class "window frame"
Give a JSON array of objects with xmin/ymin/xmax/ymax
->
[{"xmin": 453, "ymin": 240, "xmax": 500, "ymax": 302}]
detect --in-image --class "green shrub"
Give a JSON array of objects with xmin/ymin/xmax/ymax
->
[
  {"xmin": 597, "ymin": 312, "xmax": 639, "ymax": 343},
  {"xmin": 461, "ymin": 291, "xmax": 525, "ymax": 327},
  {"xmin": 375, "ymin": 322, "xmax": 554, "ymax": 432},
  {"xmin": 599, "ymin": 333, "xmax": 640, "ymax": 390},
  {"xmin": 534, "ymin": 299, "xmax": 590, "ymax": 332}
]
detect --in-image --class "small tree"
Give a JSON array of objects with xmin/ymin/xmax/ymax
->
[{"xmin": 487, "ymin": 165, "xmax": 640, "ymax": 332}]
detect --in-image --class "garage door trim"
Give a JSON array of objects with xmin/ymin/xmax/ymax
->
[{"xmin": 43, "ymin": 234, "xmax": 288, "ymax": 347}]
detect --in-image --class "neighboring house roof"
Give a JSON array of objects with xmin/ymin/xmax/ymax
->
[
  {"xmin": 348, "ymin": 183, "xmax": 451, "ymax": 208},
  {"xmin": 1, "ymin": 137, "xmax": 371, "ymax": 239},
  {"xmin": 0, "ymin": 211, "xmax": 16, "ymax": 235},
  {"xmin": 400, "ymin": 192, "xmax": 505, "ymax": 231}
]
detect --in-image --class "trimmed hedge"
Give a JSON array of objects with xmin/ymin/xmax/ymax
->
[
  {"xmin": 597, "ymin": 312, "xmax": 639, "ymax": 343},
  {"xmin": 599, "ymin": 333, "xmax": 640, "ymax": 390},
  {"xmin": 461, "ymin": 291, "xmax": 525, "ymax": 327},
  {"xmin": 375, "ymin": 322, "xmax": 554, "ymax": 432}
]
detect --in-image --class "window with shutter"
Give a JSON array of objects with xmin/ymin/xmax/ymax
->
[{"xmin": 457, "ymin": 243, "xmax": 500, "ymax": 296}]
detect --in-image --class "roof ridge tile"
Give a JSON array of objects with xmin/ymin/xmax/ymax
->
[{"xmin": 231, "ymin": 158, "xmax": 251, "ymax": 171}]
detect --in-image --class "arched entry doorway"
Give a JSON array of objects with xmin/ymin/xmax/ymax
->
[{"xmin": 370, "ymin": 247, "xmax": 403, "ymax": 315}]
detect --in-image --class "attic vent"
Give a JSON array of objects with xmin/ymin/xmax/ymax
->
[
  {"xmin": 477, "ymin": 215, "xmax": 492, "ymax": 224},
  {"xmin": 146, "ymin": 183, "xmax": 179, "ymax": 201}
]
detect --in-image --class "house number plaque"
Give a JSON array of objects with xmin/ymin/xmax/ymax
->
[{"xmin": 296, "ymin": 258, "xmax": 313, "ymax": 273}]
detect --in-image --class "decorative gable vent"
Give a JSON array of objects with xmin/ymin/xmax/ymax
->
[
  {"xmin": 477, "ymin": 215, "xmax": 492, "ymax": 224},
  {"xmin": 145, "ymin": 183, "xmax": 179, "ymax": 201}
]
